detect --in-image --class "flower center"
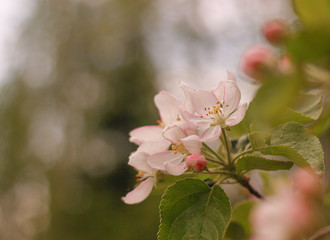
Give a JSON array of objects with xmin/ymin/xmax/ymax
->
[
  {"xmin": 171, "ymin": 140, "xmax": 189, "ymax": 155},
  {"xmin": 156, "ymin": 120, "xmax": 166, "ymax": 128},
  {"xmin": 201, "ymin": 101, "xmax": 229, "ymax": 127},
  {"xmin": 136, "ymin": 170, "xmax": 145, "ymax": 182}
]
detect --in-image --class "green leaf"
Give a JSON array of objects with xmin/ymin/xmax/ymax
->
[
  {"xmin": 260, "ymin": 145, "xmax": 308, "ymax": 166},
  {"xmin": 270, "ymin": 122, "xmax": 325, "ymax": 174},
  {"xmin": 158, "ymin": 178, "xmax": 232, "ymax": 240},
  {"xmin": 248, "ymin": 131, "xmax": 270, "ymax": 148},
  {"xmin": 245, "ymin": 76, "xmax": 299, "ymax": 130},
  {"xmin": 231, "ymin": 201, "xmax": 256, "ymax": 236},
  {"xmin": 224, "ymin": 222, "xmax": 246, "ymax": 240},
  {"xmin": 278, "ymin": 94, "xmax": 323, "ymax": 124},
  {"xmin": 235, "ymin": 154, "xmax": 293, "ymax": 173},
  {"xmin": 294, "ymin": 94, "xmax": 323, "ymax": 121},
  {"xmin": 293, "ymin": 0, "xmax": 330, "ymax": 30}
]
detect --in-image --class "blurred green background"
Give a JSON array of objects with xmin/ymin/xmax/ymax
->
[{"xmin": 0, "ymin": 0, "xmax": 328, "ymax": 239}]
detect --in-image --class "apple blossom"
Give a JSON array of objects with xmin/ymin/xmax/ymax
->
[
  {"xmin": 185, "ymin": 154, "xmax": 207, "ymax": 172},
  {"xmin": 129, "ymin": 90, "xmax": 185, "ymax": 152},
  {"xmin": 147, "ymin": 122, "xmax": 202, "ymax": 176},
  {"xmin": 262, "ymin": 19, "xmax": 289, "ymax": 45},
  {"xmin": 241, "ymin": 46, "xmax": 278, "ymax": 79},
  {"xmin": 122, "ymin": 150, "xmax": 157, "ymax": 204},
  {"xmin": 251, "ymin": 169, "xmax": 320, "ymax": 240},
  {"xmin": 122, "ymin": 141, "xmax": 170, "ymax": 204},
  {"xmin": 180, "ymin": 79, "xmax": 247, "ymax": 142}
]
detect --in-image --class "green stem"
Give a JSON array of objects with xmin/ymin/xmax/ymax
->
[
  {"xmin": 221, "ymin": 128, "xmax": 232, "ymax": 165},
  {"xmin": 203, "ymin": 171, "xmax": 236, "ymax": 175},
  {"xmin": 232, "ymin": 146, "xmax": 268, "ymax": 163},
  {"xmin": 205, "ymin": 157, "xmax": 222, "ymax": 165},
  {"xmin": 202, "ymin": 143, "xmax": 226, "ymax": 164}
]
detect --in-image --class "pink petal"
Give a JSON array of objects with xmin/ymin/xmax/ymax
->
[
  {"xmin": 179, "ymin": 107, "xmax": 211, "ymax": 127},
  {"xmin": 147, "ymin": 151, "xmax": 184, "ymax": 171},
  {"xmin": 164, "ymin": 162, "xmax": 187, "ymax": 176},
  {"xmin": 163, "ymin": 124, "xmax": 186, "ymax": 143},
  {"xmin": 191, "ymin": 89, "xmax": 219, "ymax": 115},
  {"xmin": 212, "ymin": 81, "xmax": 241, "ymax": 116},
  {"xmin": 129, "ymin": 125, "xmax": 164, "ymax": 145},
  {"xmin": 122, "ymin": 177, "xmax": 154, "ymax": 204},
  {"xmin": 199, "ymin": 125, "xmax": 222, "ymax": 142},
  {"xmin": 225, "ymin": 70, "xmax": 237, "ymax": 82},
  {"xmin": 128, "ymin": 151, "xmax": 153, "ymax": 174},
  {"xmin": 178, "ymin": 121, "xmax": 199, "ymax": 136},
  {"xmin": 179, "ymin": 81, "xmax": 196, "ymax": 113},
  {"xmin": 137, "ymin": 140, "xmax": 171, "ymax": 155},
  {"xmin": 181, "ymin": 135, "xmax": 202, "ymax": 154},
  {"xmin": 225, "ymin": 103, "xmax": 248, "ymax": 126},
  {"xmin": 154, "ymin": 91, "xmax": 182, "ymax": 125}
]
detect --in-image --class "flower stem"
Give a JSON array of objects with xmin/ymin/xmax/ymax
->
[
  {"xmin": 205, "ymin": 157, "xmax": 223, "ymax": 165},
  {"xmin": 202, "ymin": 143, "xmax": 226, "ymax": 164},
  {"xmin": 221, "ymin": 128, "xmax": 232, "ymax": 165}
]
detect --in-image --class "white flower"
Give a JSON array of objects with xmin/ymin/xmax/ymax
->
[
  {"xmin": 147, "ymin": 122, "xmax": 202, "ymax": 176},
  {"xmin": 180, "ymin": 77, "xmax": 247, "ymax": 142}
]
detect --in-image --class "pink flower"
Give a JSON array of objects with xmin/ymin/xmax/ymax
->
[
  {"xmin": 147, "ymin": 122, "xmax": 202, "ymax": 176},
  {"xmin": 251, "ymin": 169, "xmax": 320, "ymax": 239},
  {"xmin": 241, "ymin": 46, "xmax": 278, "ymax": 79},
  {"xmin": 122, "ymin": 150, "xmax": 156, "ymax": 204},
  {"xmin": 180, "ymin": 76, "xmax": 247, "ymax": 142},
  {"xmin": 129, "ymin": 90, "xmax": 185, "ymax": 151},
  {"xmin": 122, "ymin": 141, "xmax": 168, "ymax": 204},
  {"xmin": 262, "ymin": 19, "xmax": 289, "ymax": 45},
  {"xmin": 185, "ymin": 154, "xmax": 207, "ymax": 172}
]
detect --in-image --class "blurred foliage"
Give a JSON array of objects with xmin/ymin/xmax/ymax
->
[{"xmin": 0, "ymin": 0, "xmax": 164, "ymax": 239}]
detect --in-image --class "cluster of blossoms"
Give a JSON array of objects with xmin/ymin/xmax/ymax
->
[
  {"xmin": 122, "ymin": 71, "xmax": 247, "ymax": 204},
  {"xmin": 250, "ymin": 168, "xmax": 321, "ymax": 240}
]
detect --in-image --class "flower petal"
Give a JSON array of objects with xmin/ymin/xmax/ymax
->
[
  {"xmin": 137, "ymin": 140, "xmax": 170, "ymax": 155},
  {"xmin": 191, "ymin": 89, "xmax": 219, "ymax": 115},
  {"xmin": 154, "ymin": 91, "xmax": 182, "ymax": 125},
  {"xmin": 181, "ymin": 135, "xmax": 202, "ymax": 154},
  {"xmin": 212, "ymin": 81, "xmax": 241, "ymax": 116},
  {"xmin": 164, "ymin": 162, "xmax": 187, "ymax": 176},
  {"xmin": 225, "ymin": 103, "xmax": 248, "ymax": 126},
  {"xmin": 147, "ymin": 151, "xmax": 184, "ymax": 171},
  {"xmin": 199, "ymin": 125, "xmax": 222, "ymax": 142},
  {"xmin": 179, "ymin": 81, "xmax": 196, "ymax": 113},
  {"xmin": 128, "ymin": 151, "xmax": 153, "ymax": 174},
  {"xmin": 225, "ymin": 70, "xmax": 237, "ymax": 82},
  {"xmin": 122, "ymin": 177, "xmax": 154, "ymax": 204},
  {"xmin": 129, "ymin": 125, "xmax": 164, "ymax": 145},
  {"xmin": 179, "ymin": 107, "xmax": 211, "ymax": 127},
  {"xmin": 163, "ymin": 124, "xmax": 186, "ymax": 143}
]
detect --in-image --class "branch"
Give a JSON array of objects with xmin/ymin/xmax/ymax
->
[
  {"xmin": 307, "ymin": 225, "xmax": 330, "ymax": 240},
  {"xmin": 237, "ymin": 176, "xmax": 264, "ymax": 199}
]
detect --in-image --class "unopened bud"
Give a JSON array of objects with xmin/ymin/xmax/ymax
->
[
  {"xmin": 279, "ymin": 55, "xmax": 293, "ymax": 73},
  {"xmin": 292, "ymin": 168, "xmax": 321, "ymax": 197},
  {"xmin": 262, "ymin": 19, "xmax": 289, "ymax": 45},
  {"xmin": 241, "ymin": 46, "xmax": 278, "ymax": 79},
  {"xmin": 185, "ymin": 154, "xmax": 207, "ymax": 172}
]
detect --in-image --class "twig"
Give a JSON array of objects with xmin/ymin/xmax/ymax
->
[
  {"xmin": 307, "ymin": 225, "xmax": 330, "ymax": 240},
  {"xmin": 237, "ymin": 176, "xmax": 264, "ymax": 199}
]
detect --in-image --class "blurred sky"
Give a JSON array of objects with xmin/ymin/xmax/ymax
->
[
  {"xmin": 0, "ymin": 0, "xmax": 36, "ymax": 85},
  {"xmin": 0, "ymin": 0, "xmax": 296, "ymax": 102}
]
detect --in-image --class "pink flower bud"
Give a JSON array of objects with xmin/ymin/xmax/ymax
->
[
  {"xmin": 185, "ymin": 154, "xmax": 207, "ymax": 172},
  {"xmin": 292, "ymin": 168, "xmax": 321, "ymax": 197},
  {"xmin": 241, "ymin": 46, "xmax": 278, "ymax": 79},
  {"xmin": 262, "ymin": 19, "xmax": 289, "ymax": 45},
  {"xmin": 279, "ymin": 55, "xmax": 293, "ymax": 73}
]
